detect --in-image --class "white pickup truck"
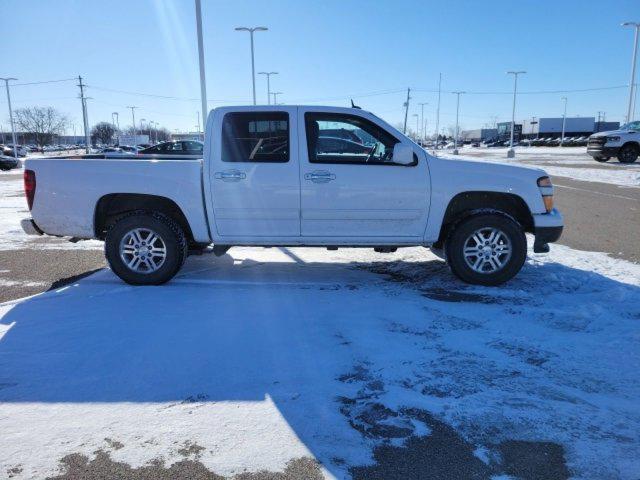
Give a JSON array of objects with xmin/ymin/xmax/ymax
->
[
  {"xmin": 587, "ymin": 120, "xmax": 640, "ymax": 163},
  {"xmin": 21, "ymin": 106, "xmax": 563, "ymax": 286}
]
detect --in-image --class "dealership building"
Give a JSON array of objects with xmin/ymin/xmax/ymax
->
[
  {"xmin": 460, "ymin": 128, "xmax": 497, "ymax": 142},
  {"xmin": 520, "ymin": 117, "xmax": 620, "ymax": 139}
]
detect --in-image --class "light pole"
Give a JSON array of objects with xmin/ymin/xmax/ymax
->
[
  {"xmin": 452, "ymin": 91, "xmax": 465, "ymax": 155},
  {"xmin": 112, "ymin": 112, "xmax": 120, "ymax": 130},
  {"xmin": 560, "ymin": 97, "xmax": 567, "ymax": 146},
  {"xmin": 140, "ymin": 118, "xmax": 147, "ymax": 140},
  {"xmin": 434, "ymin": 73, "xmax": 442, "ymax": 151},
  {"xmin": 235, "ymin": 26, "xmax": 268, "ymax": 105},
  {"xmin": 258, "ymin": 71, "xmax": 278, "ymax": 105},
  {"xmin": 418, "ymin": 102, "xmax": 428, "ymax": 143},
  {"xmin": 506, "ymin": 71, "xmax": 526, "ymax": 158},
  {"xmin": 1, "ymin": 78, "xmax": 18, "ymax": 158},
  {"xmin": 272, "ymin": 91, "xmax": 282, "ymax": 104},
  {"xmin": 623, "ymin": 22, "xmax": 640, "ymax": 123},
  {"xmin": 127, "ymin": 106, "xmax": 137, "ymax": 142},
  {"xmin": 194, "ymin": 0, "xmax": 208, "ymax": 138}
]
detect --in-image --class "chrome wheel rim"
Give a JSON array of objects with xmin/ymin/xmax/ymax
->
[
  {"xmin": 463, "ymin": 227, "xmax": 512, "ymax": 274},
  {"xmin": 119, "ymin": 228, "xmax": 167, "ymax": 274}
]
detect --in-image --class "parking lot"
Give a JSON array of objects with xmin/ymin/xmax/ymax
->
[{"xmin": 1, "ymin": 147, "xmax": 639, "ymax": 479}]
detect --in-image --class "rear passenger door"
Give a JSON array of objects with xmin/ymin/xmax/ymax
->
[{"xmin": 209, "ymin": 108, "xmax": 300, "ymax": 238}]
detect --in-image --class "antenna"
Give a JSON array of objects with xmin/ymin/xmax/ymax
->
[{"xmin": 350, "ymin": 99, "xmax": 361, "ymax": 109}]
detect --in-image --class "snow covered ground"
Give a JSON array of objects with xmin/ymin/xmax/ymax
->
[
  {"xmin": 440, "ymin": 146, "xmax": 640, "ymax": 188},
  {"xmin": 1, "ymin": 243, "xmax": 639, "ymax": 479}
]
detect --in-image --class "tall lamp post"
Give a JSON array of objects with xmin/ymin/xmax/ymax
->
[
  {"xmin": 127, "ymin": 106, "xmax": 137, "ymax": 142},
  {"xmin": 412, "ymin": 114, "xmax": 419, "ymax": 142},
  {"xmin": 418, "ymin": 102, "xmax": 428, "ymax": 144},
  {"xmin": 194, "ymin": 0, "xmax": 208, "ymax": 138},
  {"xmin": 452, "ymin": 91, "xmax": 465, "ymax": 155},
  {"xmin": 258, "ymin": 71, "xmax": 278, "ymax": 105},
  {"xmin": 0, "ymin": 77, "xmax": 18, "ymax": 159},
  {"xmin": 272, "ymin": 91, "xmax": 282, "ymax": 105},
  {"xmin": 622, "ymin": 22, "xmax": 640, "ymax": 123},
  {"xmin": 235, "ymin": 26, "xmax": 268, "ymax": 105},
  {"xmin": 560, "ymin": 97, "xmax": 568, "ymax": 146},
  {"xmin": 506, "ymin": 70, "xmax": 526, "ymax": 158}
]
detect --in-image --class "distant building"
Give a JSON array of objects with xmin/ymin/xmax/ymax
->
[
  {"xmin": 172, "ymin": 132, "xmax": 202, "ymax": 141},
  {"xmin": 497, "ymin": 122, "xmax": 522, "ymax": 141},
  {"xmin": 521, "ymin": 117, "xmax": 614, "ymax": 138},
  {"xmin": 594, "ymin": 121, "xmax": 620, "ymax": 133},
  {"xmin": 460, "ymin": 128, "xmax": 497, "ymax": 142}
]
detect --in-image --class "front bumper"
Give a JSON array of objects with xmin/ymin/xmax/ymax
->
[
  {"xmin": 532, "ymin": 209, "xmax": 563, "ymax": 253},
  {"xmin": 587, "ymin": 146, "xmax": 619, "ymax": 158},
  {"xmin": 21, "ymin": 218, "xmax": 43, "ymax": 236}
]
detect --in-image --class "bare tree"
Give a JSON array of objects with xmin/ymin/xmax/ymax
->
[
  {"xmin": 91, "ymin": 122, "xmax": 117, "ymax": 146},
  {"xmin": 14, "ymin": 106, "xmax": 68, "ymax": 146}
]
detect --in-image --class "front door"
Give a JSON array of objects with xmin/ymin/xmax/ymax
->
[
  {"xmin": 299, "ymin": 109, "xmax": 430, "ymax": 239},
  {"xmin": 210, "ymin": 108, "xmax": 300, "ymax": 237}
]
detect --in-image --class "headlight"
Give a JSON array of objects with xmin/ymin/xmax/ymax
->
[
  {"xmin": 607, "ymin": 136, "xmax": 621, "ymax": 142},
  {"xmin": 537, "ymin": 176, "xmax": 554, "ymax": 212}
]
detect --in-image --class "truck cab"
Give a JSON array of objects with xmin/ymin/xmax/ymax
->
[{"xmin": 22, "ymin": 105, "xmax": 563, "ymax": 287}]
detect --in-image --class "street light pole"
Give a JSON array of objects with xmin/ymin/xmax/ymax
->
[
  {"xmin": 0, "ymin": 77, "xmax": 18, "ymax": 159},
  {"xmin": 272, "ymin": 91, "xmax": 282, "ymax": 104},
  {"xmin": 434, "ymin": 73, "xmax": 442, "ymax": 151},
  {"xmin": 418, "ymin": 102, "xmax": 428, "ymax": 144},
  {"xmin": 194, "ymin": 0, "xmax": 208, "ymax": 135},
  {"xmin": 235, "ymin": 26, "xmax": 268, "ymax": 105},
  {"xmin": 127, "ymin": 106, "xmax": 137, "ymax": 142},
  {"xmin": 452, "ymin": 91, "xmax": 465, "ymax": 155},
  {"xmin": 506, "ymin": 70, "xmax": 526, "ymax": 158},
  {"xmin": 560, "ymin": 97, "xmax": 567, "ymax": 146},
  {"xmin": 622, "ymin": 22, "xmax": 640, "ymax": 123},
  {"xmin": 258, "ymin": 71, "xmax": 278, "ymax": 105}
]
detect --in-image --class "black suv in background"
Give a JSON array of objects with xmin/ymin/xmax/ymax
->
[{"xmin": 139, "ymin": 140, "xmax": 204, "ymax": 156}]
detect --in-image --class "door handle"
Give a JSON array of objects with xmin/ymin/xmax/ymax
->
[
  {"xmin": 214, "ymin": 170, "xmax": 246, "ymax": 182},
  {"xmin": 304, "ymin": 171, "xmax": 336, "ymax": 183}
]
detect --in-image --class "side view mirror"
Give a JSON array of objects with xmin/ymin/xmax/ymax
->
[{"xmin": 393, "ymin": 143, "xmax": 415, "ymax": 165}]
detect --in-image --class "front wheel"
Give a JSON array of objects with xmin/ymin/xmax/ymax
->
[
  {"xmin": 445, "ymin": 214, "xmax": 527, "ymax": 286},
  {"xmin": 618, "ymin": 144, "xmax": 639, "ymax": 164},
  {"xmin": 105, "ymin": 211, "xmax": 188, "ymax": 285}
]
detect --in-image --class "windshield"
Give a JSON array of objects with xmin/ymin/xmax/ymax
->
[{"xmin": 620, "ymin": 121, "xmax": 640, "ymax": 131}]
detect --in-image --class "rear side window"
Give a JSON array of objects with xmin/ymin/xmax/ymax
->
[{"xmin": 222, "ymin": 112, "xmax": 289, "ymax": 162}]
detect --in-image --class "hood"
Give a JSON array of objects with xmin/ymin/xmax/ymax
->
[
  {"xmin": 433, "ymin": 155, "xmax": 546, "ymax": 179},
  {"xmin": 591, "ymin": 129, "xmax": 630, "ymax": 137}
]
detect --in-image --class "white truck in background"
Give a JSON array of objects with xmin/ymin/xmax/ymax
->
[
  {"xmin": 21, "ymin": 105, "xmax": 563, "ymax": 286},
  {"xmin": 587, "ymin": 120, "xmax": 640, "ymax": 163}
]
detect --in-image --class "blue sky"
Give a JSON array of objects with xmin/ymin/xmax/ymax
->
[{"xmin": 1, "ymin": 0, "xmax": 638, "ymax": 135}]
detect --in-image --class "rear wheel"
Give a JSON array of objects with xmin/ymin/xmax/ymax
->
[
  {"xmin": 105, "ymin": 211, "xmax": 187, "ymax": 285},
  {"xmin": 446, "ymin": 213, "xmax": 527, "ymax": 286},
  {"xmin": 618, "ymin": 144, "xmax": 639, "ymax": 164}
]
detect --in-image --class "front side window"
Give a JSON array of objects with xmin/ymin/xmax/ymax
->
[
  {"xmin": 305, "ymin": 113, "xmax": 406, "ymax": 165},
  {"xmin": 183, "ymin": 141, "xmax": 203, "ymax": 153},
  {"xmin": 222, "ymin": 112, "xmax": 289, "ymax": 162}
]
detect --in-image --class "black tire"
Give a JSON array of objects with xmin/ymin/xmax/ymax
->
[
  {"xmin": 105, "ymin": 210, "xmax": 188, "ymax": 285},
  {"xmin": 445, "ymin": 213, "xmax": 527, "ymax": 286},
  {"xmin": 618, "ymin": 143, "xmax": 639, "ymax": 164},
  {"xmin": 593, "ymin": 156, "xmax": 610, "ymax": 163}
]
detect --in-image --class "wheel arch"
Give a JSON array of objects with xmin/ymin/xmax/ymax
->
[
  {"xmin": 94, "ymin": 193, "xmax": 194, "ymax": 243},
  {"xmin": 434, "ymin": 191, "xmax": 533, "ymax": 247}
]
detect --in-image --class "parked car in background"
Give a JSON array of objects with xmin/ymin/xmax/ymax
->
[
  {"xmin": 317, "ymin": 136, "xmax": 369, "ymax": 155},
  {"xmin": 139, "ymin": 140, "xmax": 204, "ymax": 156},
  {"xmin": 587, "ymin": 121, "xmax": 640, "ymax": 163},
  {"xmin": 0, "ymin": 155, "xmax": 20, "ymax": 171},
  {"xmin": 118, "ymin": 145, "xmax": 140, "ymax": 154}
]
